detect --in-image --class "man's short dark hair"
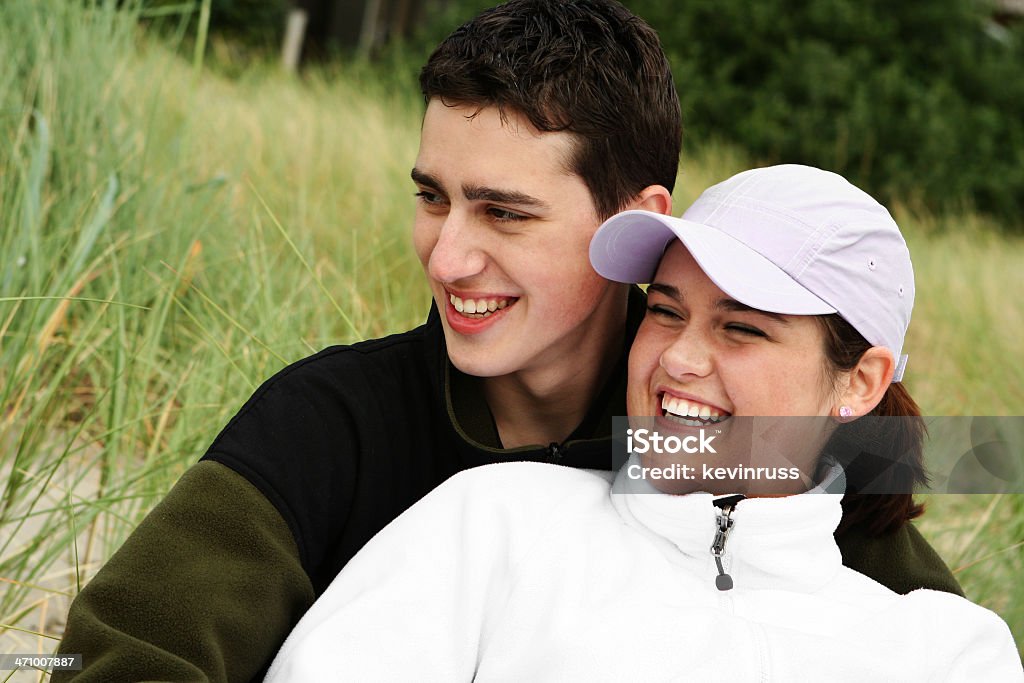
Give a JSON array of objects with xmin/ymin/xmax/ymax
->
[{"xmin": 419, "ymin": 0, "xmax": 682, "ymax": 219}]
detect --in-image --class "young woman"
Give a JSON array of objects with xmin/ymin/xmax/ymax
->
[{"xmin": 265, "ymin": 165, "xmax": 1021, "ymax": 681}]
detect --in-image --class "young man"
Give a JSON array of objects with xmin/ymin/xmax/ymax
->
[{"xmin": 54, "ymin": 2, "xmax": 960, "ymax": 681}]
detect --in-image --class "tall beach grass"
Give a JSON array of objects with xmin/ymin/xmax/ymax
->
[{"xmin": 1, "ymin": 0, "xmax": 1021, "ymax": 670}]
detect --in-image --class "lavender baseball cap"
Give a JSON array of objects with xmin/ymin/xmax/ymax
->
[{"xmin": 590, "ymin": 164, "xmax": 914, "ymax": 381}]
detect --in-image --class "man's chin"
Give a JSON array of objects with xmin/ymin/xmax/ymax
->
[{"xmin": 445, "ymin": 344, "xmax": 520, "ymax": 379}]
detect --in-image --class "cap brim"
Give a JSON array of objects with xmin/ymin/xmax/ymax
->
[{"xmin": 590, "ymin": 210, "xmax": 838, "ymax": 315}]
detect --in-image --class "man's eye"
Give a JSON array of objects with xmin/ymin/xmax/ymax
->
[
  {"xmin": 727, "ymin": 324, "xmax": 767, "ymax": 337},
  {"xmin": 488, "ymin": 207, "xmax": 527, "ymax": 222},
  {"xmin": 414, "ymin": 190, "xmax": 445, "ymax": 205}
]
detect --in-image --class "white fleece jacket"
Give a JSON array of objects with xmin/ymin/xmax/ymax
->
[{"xmin": 265, "ymin": 461, "xmax": 1022, "ymax": 682}]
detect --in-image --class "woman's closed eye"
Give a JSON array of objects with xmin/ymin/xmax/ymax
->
[
  {"xmin": 647, "ymin": 304, "xmax": 683, "ymax": 320},
  {"xmin": 726, "ymin": 323, "xmax": 767, "ymax": 338}
]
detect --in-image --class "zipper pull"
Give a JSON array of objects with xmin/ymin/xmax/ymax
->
[
  {"xmin": 546, "ymin": 442, "xmax": 564, "ymax": 463},
  {"xmin": 710, "ymin": 494, "xmax": 745, "ymax": 591}
]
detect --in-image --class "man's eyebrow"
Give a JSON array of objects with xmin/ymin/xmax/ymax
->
[
  {"xmin": 716, "ymin": 298, "xmax": 791, "ymax": 325},
  {"xmin": 462, "ymin": 184, "xmax": 551, "ymax": 210},
  {"xmin": 411, "ymin": 168, "xmax": 443, "ymax": 191},
  {"xmin": 410, "ymin": 168, "xmax": 550, "ymax": 209}
]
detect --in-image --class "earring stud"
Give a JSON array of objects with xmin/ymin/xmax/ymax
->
[{"xmin": 839, "ymin": 406, "xmax": 854, "ymax": 418}]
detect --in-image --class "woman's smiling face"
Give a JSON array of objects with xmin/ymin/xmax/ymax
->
[{"xmin": 627, "ymin": 242, "xmax": 839, "ymax": 492}]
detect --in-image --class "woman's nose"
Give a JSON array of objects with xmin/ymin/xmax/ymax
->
[{"xmin": 659, "ymin": 326, "xmax": 714, "ymax": 380}]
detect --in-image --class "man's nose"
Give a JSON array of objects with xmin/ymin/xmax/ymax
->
[{"xmin": 427, "ymin": 211, "xmax": 487, "ymax": 285}]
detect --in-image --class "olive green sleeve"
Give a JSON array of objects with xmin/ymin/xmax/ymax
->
[
  {"xmin": 837, "ymin": 521, "xmax": 964, "ymax": 597},
  {"xmin": 52, "ymin": 460, "xmax": 316, "ymax": 683}
]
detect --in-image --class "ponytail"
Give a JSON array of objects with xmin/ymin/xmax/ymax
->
[{"xmin": 818, "ymin": 315, "xmax": 927, "ymax": 537}]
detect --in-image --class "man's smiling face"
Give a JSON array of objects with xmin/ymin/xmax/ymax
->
[{"xmin": 412, "ymin": 99, "xmax": 624, "ymax": 381}]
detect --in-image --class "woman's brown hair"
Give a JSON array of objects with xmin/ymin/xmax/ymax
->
[{"xmin": 818, "ymin": 314, "xmax": 927, "ymax": 537}]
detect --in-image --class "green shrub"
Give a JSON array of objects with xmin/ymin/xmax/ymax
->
[{"xmin": 639, "ymin": 0, "xmax": 1024, "ymax": 226}]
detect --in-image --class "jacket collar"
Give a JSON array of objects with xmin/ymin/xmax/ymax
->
[{"xmin": 610, "ymin": 454, "xmax": 845, "ymax": 593}]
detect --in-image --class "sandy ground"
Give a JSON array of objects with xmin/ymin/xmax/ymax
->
[{"xmin": 1, "ymin": 443, "xmax": 107, "ymax": 682}]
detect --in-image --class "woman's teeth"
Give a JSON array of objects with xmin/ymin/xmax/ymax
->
[
  {"xmin": 450, "ymin": 294, "xmax": 513, "ymax": 318},
  {"xmin": 661, "ymin": 394, "xmax": 728, "ymax": 426}
]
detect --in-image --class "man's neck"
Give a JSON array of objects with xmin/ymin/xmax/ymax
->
[{"xmin": 482, "ymin": 291, "xmax": 628, "ymax": 449}]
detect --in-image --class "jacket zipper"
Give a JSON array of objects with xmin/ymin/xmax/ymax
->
[
  {"xmin": 546, "ymin": 442, "xmax": 564, "ymax": 463},
  {"xmin": 710, "ymin": 494, "xmax": 745, "ymax": 591}
]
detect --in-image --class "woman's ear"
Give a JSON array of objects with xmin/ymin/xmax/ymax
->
[
  {"xmin": 630, "ymin": 185, "xmax": 673, "ymax": 216},
  {"xmin": 837, "ymin": 346, "xmax": 895, "ymax": 418}
]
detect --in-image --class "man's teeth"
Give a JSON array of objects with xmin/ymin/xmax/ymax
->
[
  {"xmin": 450, "ymin": 294, "xmax": 512, "ymax": 317},
  {"xmin": 661, "ymin": 394, "xmax": 728, "ymax": 426}
]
